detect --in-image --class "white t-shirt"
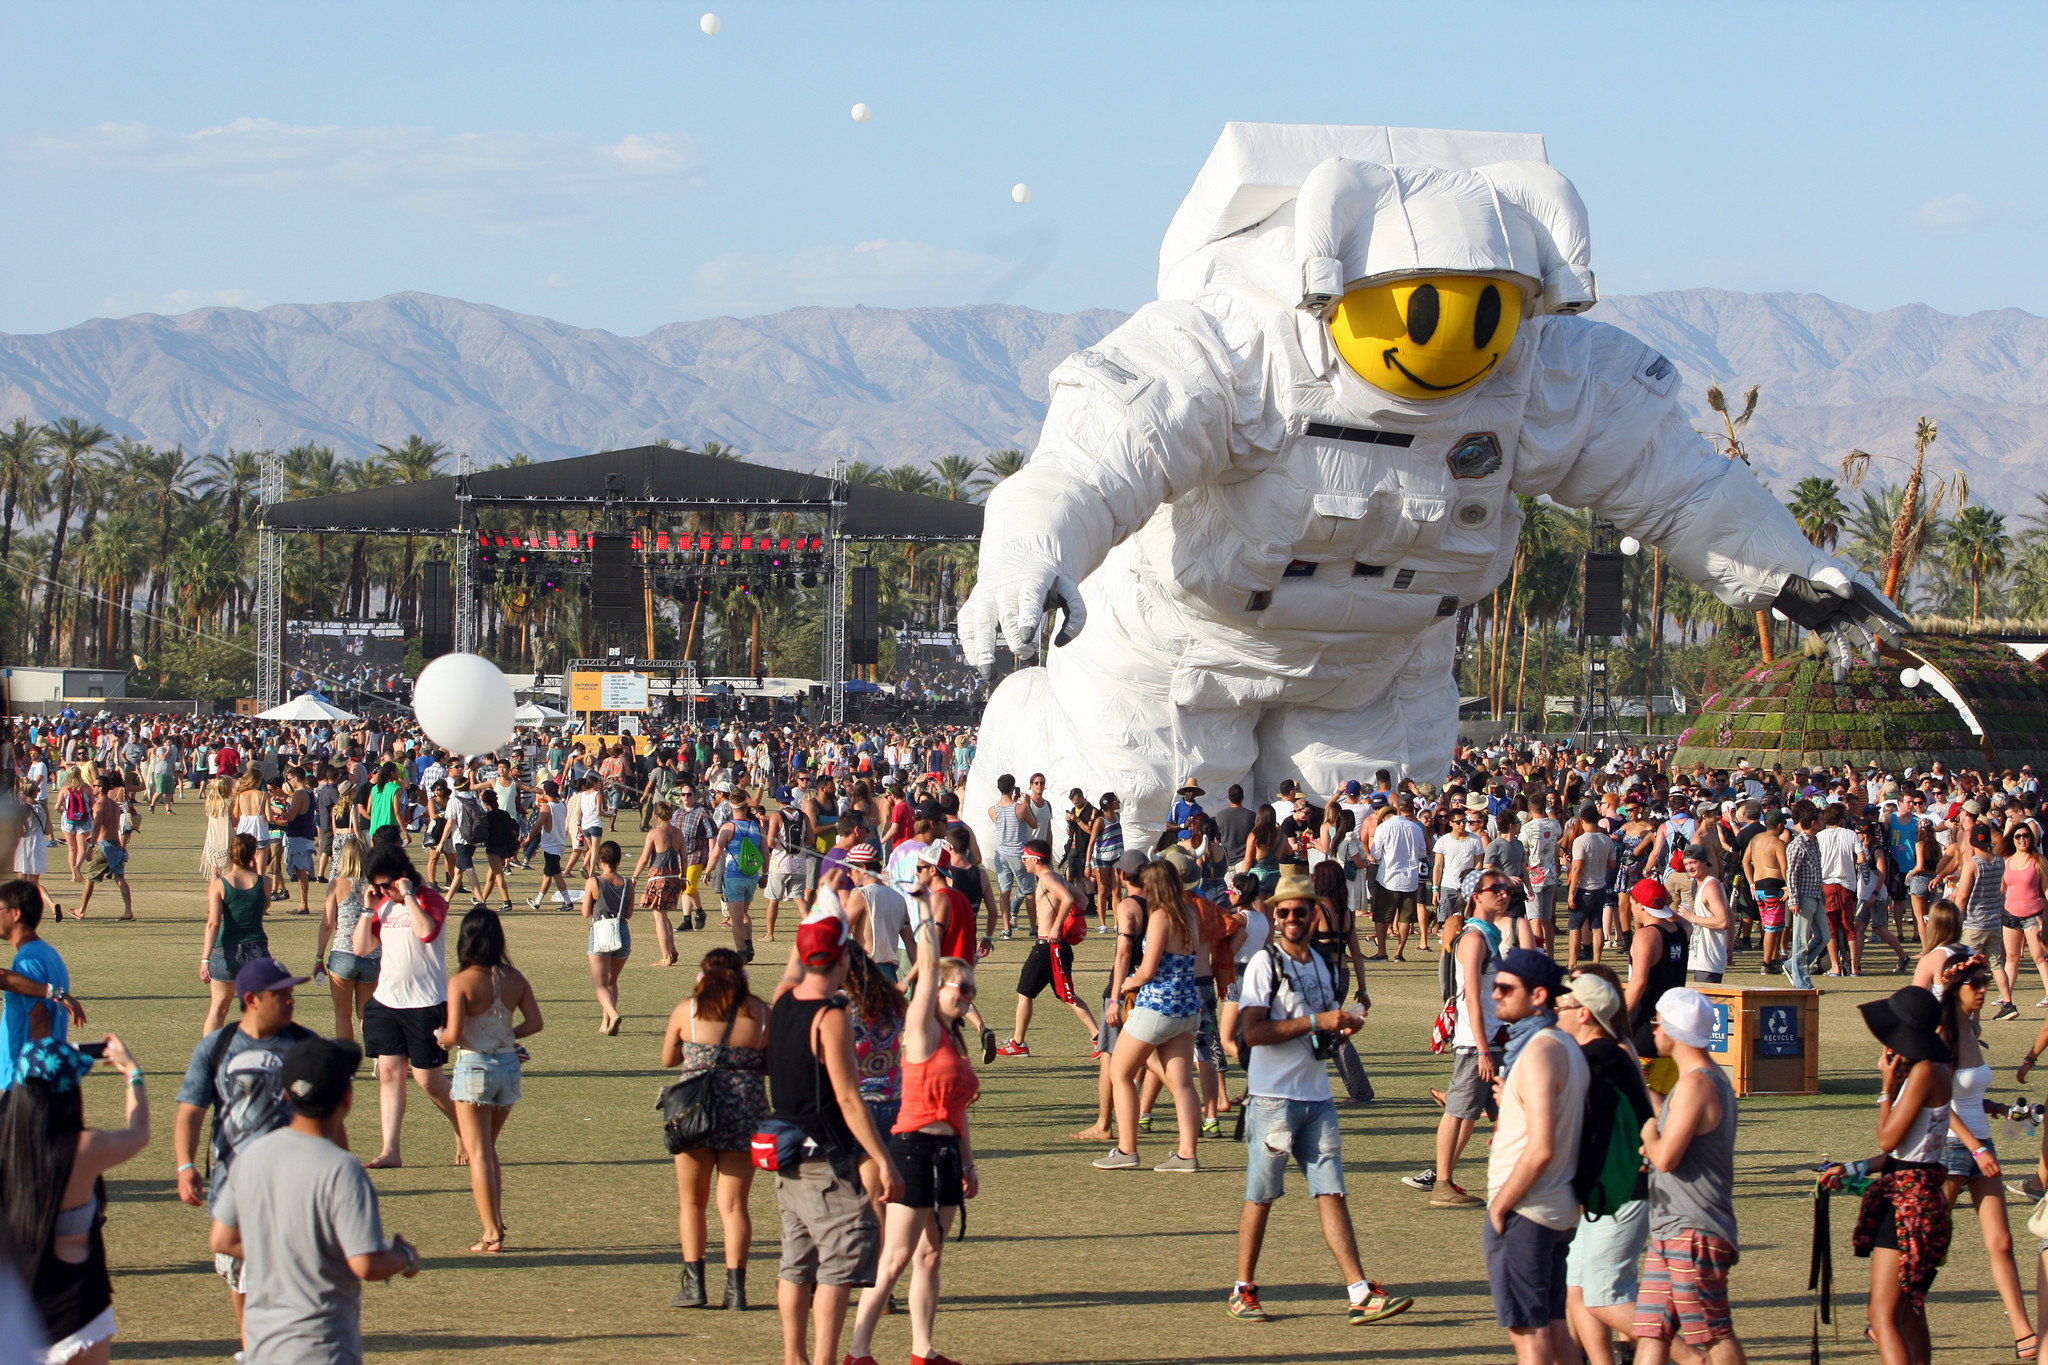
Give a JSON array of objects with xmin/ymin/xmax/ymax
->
[
  {"xmin": 1237, "ymin": 946, "xmax": 1335, "ymax": 1102},
  {"xmin": 1520, "ymin": 816, "xmax": 1562, "ymax": 887},
  {"xmin": 1434, "ymin": 832, "xmax": 1485, "ymax": 895},
  {"xmin": 369, "ymin": 889, "xmax": 449, "ymax": 1010},
  {"xmin": 1233, "ymin": 908, "xmax": 1271, "ymax": 966},
  {"xmin": 1817, "ymin": 825, "xmax": 1862, "ymax": 887},
  {"xmin": 858, "ymin": 881, "xmax": 909, "ymax": 960}
]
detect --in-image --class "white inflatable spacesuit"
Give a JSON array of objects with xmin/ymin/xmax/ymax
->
[{"xmin": 959, "ymin": 124, "xmax": 1900, "ymax": 846}]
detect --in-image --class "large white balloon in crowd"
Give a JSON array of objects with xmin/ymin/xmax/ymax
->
[
  {"xmin": 412, "ymin": 653, "xmax": 516, "ymax": 757},
  {"xmin": 700, "ymin": 12, "xmax": 720, "ymax": 35}
]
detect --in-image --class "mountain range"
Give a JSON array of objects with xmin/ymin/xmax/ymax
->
[{"xmin": 3, "ymin": 287, "xmax": 2046, "ymax": 511}]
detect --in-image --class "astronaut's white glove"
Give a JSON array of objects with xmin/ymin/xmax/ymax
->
[
  {"xmin": 958, "ymin": 563, "xmax": 1086, "ymax": 679},
  {"xmin": 1771, "ymin": 567, "xmax": 1908, "ymax": 683}
]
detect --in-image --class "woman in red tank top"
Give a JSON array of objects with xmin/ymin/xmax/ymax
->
[{"xmin": 844, "ymin": 899, "xmax": 979, "ymax": 1365}]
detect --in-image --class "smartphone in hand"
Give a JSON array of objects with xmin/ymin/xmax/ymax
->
[{"xmin": 77, "ymin": 1040, "xmax": 109, "ymax": 1058}]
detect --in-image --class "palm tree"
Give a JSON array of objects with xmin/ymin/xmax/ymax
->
[
  {"xmin": 1843, "ymin": 416, "xmax": 1965, "ymax": 602},
  {"xmin": 170, "ymin": 524, "xmax": 244, "ymax": 634},
  {"xmin": 36, "ymin": 418, "xmax": 109, "ymax": 661},
  {"xmin": 1943, "ymin": 503, "xmax": 2012, "ymax": 621},
  {"xmin": 970, "ymin": 449, "xmax": 1027, "ymax": 499},
  {"xmin": 929, "ymin": 455, "xmax": 981, "ymax": 501},
  {"xmin": 880, "ymin": 466, "xmax": 938, "ymax": 496},
  {"xmin": 0, "ymin": 419, "xmax": 50, "ymax": 563},
  {"xmin": 199, "ymin": 449, "xmax": 266, "ymax": 540},
  {"xmin": 129, "ymin": 443, "xmax": 199, "ymax": 653},
  {"xmin": 376, "ymin": 436, "xmax": 448, "ymax": 627},
  {"xmin": 1786, "ymin": 476, "xmax": 1847, "ymax": 551},
  {"xmin": 1701, "ymin": 382, "xmax": 1775, "ymax": 661},
  {"xmin": 700, "ymin": 440, "xmax": 741, "ymax": 460}
]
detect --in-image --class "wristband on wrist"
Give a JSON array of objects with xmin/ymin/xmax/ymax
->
[
  {"xmin": 127, "ymin": 1071, "xmax": 144, "ymax": 1086},
  {"xmin": 1845, "ymin": 1158, "xmax": 1871, "ymax": 1179},
  {"xmin": 177, "ymin": 1162, "xmax": 196, "ymax": 1173}
]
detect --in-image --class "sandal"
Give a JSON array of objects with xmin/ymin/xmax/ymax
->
[
  {"xmin": 469, "ymin": 1232, "xmax": 504, "ymax": 1253},
  {"xmin": 2018, "ymin": 1331, "xmax": 2038, "ymax": 1361}
]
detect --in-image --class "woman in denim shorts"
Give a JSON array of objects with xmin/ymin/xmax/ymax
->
[
  {"xmin": 1093, "ymin": 861, "xmax": 1204, "ymax": 1173},
  {"xmin": 437, "ymin": 907, "xmax": 543, "ymax": 1253},
  {"xmin": 1937, "ymin": 960, "xmax": 2036, "ymax": 1355},
  {"xmin": 317, "ymin": 836, "xmax": 379, "ymax": 1042}
]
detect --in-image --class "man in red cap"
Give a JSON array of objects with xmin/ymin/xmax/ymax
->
[
  {"xmin": 1623, "ymin": 879, "xmax": 1690, "ymax": 1094},
  {"xmin": 770, "ymin": 909, "xmax": 903, "ymax": 1365}
]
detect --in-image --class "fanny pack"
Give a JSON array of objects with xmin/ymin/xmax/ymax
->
[{"xmin": 750, "ymin": 1118, "xmax": 809, "ymax": 1172}]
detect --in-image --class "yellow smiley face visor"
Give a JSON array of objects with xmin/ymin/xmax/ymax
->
[{"xmin": 1328, "ymin": 274, "xmax": 1525, "ymax": 400}]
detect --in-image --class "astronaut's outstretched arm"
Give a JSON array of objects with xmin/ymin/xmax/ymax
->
[
  {"xmin": 1537, "ymin": 325, "xmax": 1905, "ymax": 680},
  {"xmin": 959, "ymin": 303, "xmax": 1247, "ymax": 670}
]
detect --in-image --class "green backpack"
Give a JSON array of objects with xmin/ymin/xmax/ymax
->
[
  {"xmin": 734, "ymin": 834, "xmax": 763, "ymax": 878},
  {"xmin": 1575, "ymin": 1073, "xmax": 1649, "ymax": 1219}
]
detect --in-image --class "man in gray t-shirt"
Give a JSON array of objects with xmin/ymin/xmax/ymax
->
[{"xmin": 211, "ymin": 1037, "xmax": 418, "ymax": 1365}]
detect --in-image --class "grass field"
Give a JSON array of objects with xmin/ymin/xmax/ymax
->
[{"xmin": 34, "ymin": 803, "xmax": 2047, "ymax": 1363}]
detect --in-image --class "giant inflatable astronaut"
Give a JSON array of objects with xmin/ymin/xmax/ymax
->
[{"xmin": 959, "ymin": 124, "xmax": 1901, "ymax": 845}]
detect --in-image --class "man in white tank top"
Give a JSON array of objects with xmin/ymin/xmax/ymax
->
[{"xmin": 1484, "ymin": 948, "xmax": 1588, "ymax": 1364}]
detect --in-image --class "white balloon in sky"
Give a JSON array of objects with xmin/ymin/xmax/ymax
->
[
  {"xmin": 1618, "ymin": 535, "xmax": 1641, "ymax": 556},
  {"xmin": 1011, "ymin": 183, "xmax": 1031, "ymax": 204},
  {"xmin": 851, "ymin": 103, "xmax": 871, "ymax": 123},
  {"xmin": 1900, "ymin": 667, "xmax": 1922, "ymax": 689},
  {"xmin": 699, "ymin": 12, "xmax": 720, "ymax": 34},
  {"xmin": 412, "ymin": 653, "xmax": 515, "ymax": 757}
]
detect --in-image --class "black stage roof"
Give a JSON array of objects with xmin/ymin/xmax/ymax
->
[{"xmin": 261, "ymin": 446, "xmax": 984, "ymax": 543}]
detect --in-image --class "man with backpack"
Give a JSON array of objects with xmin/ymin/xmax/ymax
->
[
  {"xmin": 1227, "ymin": 867, "xmax": 1414, "ymax": 1327},
  {"xmin": 1484, "ymin": 947, "xmax": 1589, "ymax": 1365},
  {"xmin": 172, "ymin": 956, "xmax": 319, "ymax": 1339},
  {"xmin": 441, "ymin": 776, "xmax": 488, "ymax": 903},
  {"xmin": 1554, "ymin": 967, "xmax": 1655, "ymax": 1365},
  {"xmin": 1000, "ymin": 839, "xmax": 1099, "ymax": 1059}
]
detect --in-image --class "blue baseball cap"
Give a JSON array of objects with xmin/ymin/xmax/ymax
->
[{"xmin": 235, "ymin": 956, "xmax": 310, "ymax": 997}]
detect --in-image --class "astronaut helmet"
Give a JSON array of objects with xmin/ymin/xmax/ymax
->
[{"xmin": 1293, "ymin": 157, "xmax": 1597, "ymax": 400}]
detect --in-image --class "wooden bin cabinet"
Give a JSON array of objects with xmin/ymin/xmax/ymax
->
[{"xmin": 1692, "ymin": 985, "xmax": 1821, "ymax": 1097}]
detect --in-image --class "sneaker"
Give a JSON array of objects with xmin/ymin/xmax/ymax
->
[
  {"xmin": 981, "ymin": 1028, "xmax": 998, "ymax": 1066},
  {"xmin": 1201, "ymin": 1117, "xmax": 1221, "ymax": 1137},
  {"xmin": 1152, "ymin": 1152, "xmax": 1199, "ymax": 1173},
  {"xmin": 1226, "ymin": 1285, "xmax": 1269, "ymax": 1321},
  {"xmin": 1429, "ymin": 1181, "xmax": 1483, "ymax": 1208},
  {"xmin": 996, "ymin": 1039, "xmax": 1029, "ymax": 1057},
  {"xmin": 1092, "ymin": 1148, "xmax": 1140, "ymax": 1170},
  {"xmin": 1997, "ymin": 1001, "xmax": 2022, "ymax": 1021},
  {"xmin": 1349, "ymin": 1282, "xmax": 1415, "ymax": 1325},
  {"xmin": 527, "ymin": 894, "xmax": 544, "ymax": 909},
  {"xmin": 1400, "ymin": 1167, "xmax": 1437, "ymax": 1192},
  {"xmin": 1137, "ymin": 1113, "xmax": 1154, "ymax": 1133},
  {"xmin": 842, "ymin": 1355, "xmax": 879, "ymax": 1365},
  {"xmin": 998, "ymin": 928, "xmax": 1014, "ymax": 940}
]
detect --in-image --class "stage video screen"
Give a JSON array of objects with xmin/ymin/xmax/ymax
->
[{"xmin": 285, "ymin": 621, "xmax": 408, "ymax": 696}]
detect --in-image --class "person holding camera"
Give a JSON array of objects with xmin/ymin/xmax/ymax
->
[
  {"xmin": 1227, "ymin": 867, "xmax": 1413, "ymax": 1326},
  {"xmin": 209, "ymin": 1036, "xmax": 421, "ymax": 1364}
]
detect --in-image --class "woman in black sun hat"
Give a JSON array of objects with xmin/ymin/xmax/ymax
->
[{"xmin": 1820, "ymin": 985, "xmax": 1955, "ymax": 1365}]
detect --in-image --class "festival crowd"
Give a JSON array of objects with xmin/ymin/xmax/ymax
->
[{"xmin": 6, "ymin": 705, "xmax": 2048, "ymax": 1364}]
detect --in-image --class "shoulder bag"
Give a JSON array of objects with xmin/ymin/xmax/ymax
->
[
  {"xmin": 657, "ymin": 1000, "xmax": 738, "ymax": 1154},
  {"xmin": 590, "ymin": 878, "xmax": 627, "ymax": 954}
]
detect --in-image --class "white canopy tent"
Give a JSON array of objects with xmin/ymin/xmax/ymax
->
[
  {"xmin": 258, "ymin": 693, "xmax": 358, "ymax": 722},
  {"xmin": 512, "ymin": 702, "xmax": 570, "ymax": 725}
]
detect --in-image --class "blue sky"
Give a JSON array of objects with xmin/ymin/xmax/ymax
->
[{"xmin": 3, "ymin": 0, "xmax": 2044, "ymax": 336}]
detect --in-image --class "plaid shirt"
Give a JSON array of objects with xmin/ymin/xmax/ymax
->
[
  {"xmin": 1786, "ymin": 829, "xmax": 1823, "ymax": 902},
  {"xmin": 672, "ymin": 805, "xmax": 717, "ymax": 866}
]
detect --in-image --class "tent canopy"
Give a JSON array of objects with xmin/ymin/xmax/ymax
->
[
  {"xmin": 512, "ymin": 702, "xmax": 569, "ymax": 724},
  {"xmin": 261, "ymin": 446, "xmax": 985, "ymax": 543},
  {"xmin": 259, "ymin": 692, "xmax": 358, "ymax": 722}
]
